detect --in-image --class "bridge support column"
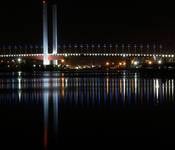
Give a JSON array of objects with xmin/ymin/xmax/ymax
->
[
  {"xmin": 52, "ymin": 4, "xmax": 58, "ymax": 65},
  {"xmin": 43, "ymin": 1, "xmax": 50, "ymax": 65}
]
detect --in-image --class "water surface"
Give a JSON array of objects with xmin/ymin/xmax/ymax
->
[{"xmin": 0, "ymin": 71, "xmax": 175, "ymax": 149}]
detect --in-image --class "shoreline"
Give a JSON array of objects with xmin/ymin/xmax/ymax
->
[{"xmin": 0, "ymin": 68, "xmax": 174, "ymax": 79}]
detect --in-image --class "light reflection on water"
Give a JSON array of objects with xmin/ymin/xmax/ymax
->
[
  {"xmin": 0, "ymin": 72, "xmax": 174, "ymax": 104},
  {"xmin": 0, "ymin": 72, "xmax": 175, "ymax": 148}
]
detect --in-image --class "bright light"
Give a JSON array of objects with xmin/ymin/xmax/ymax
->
[
  {"xmin": 158, "ymin": 60, "xmax": 162, "ymax": 64},
  {"xmin": 61, "ymin": 59, "xmax": 65, "ymax": 63},
  {"xmin": 18, "ymin": 71, "xmax": 22, "ymax": 77},
  {"xmin": 106, "ymin": 62, "xmax": 110, "ymax": 66},
  {"xmin": 148, "ymin": 61, "xmax": 152, "ymax": 65},
  {"xmin": 133, "ymin": 61, "xmax": 139, "ymax": 66},
  {"xmin": 118, "ymin": 62, "xmax": 126, "ymax": 66},
  {"xmin": 17, "ymin": 58, "xmax": 21, "ymax": 63},
  {"xmin": 33, "ymin": 64, "xmax": 36, "ymax": 68},
  {"xmin": 119, "ymin": 62, "xmax": 122, "ymax": 66}
]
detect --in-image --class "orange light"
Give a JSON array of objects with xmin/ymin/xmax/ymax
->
[
  {"xmin": 148, "ymin": 61, "xmax": 152, "ymax": 65},
  {"xmin": 61, "ymin": 59, "xmax": 65, "ymax": 63},
  {"xmin": 123, "ymin": 62, "xmax": 126, "ymax": 66},
  {"xmin": 119, "ymin": 62, "xmax": 122, "ymax": 66},
  {"xmin": 106, "ymin": 62, "xmax": 109, "ymax": 66}
]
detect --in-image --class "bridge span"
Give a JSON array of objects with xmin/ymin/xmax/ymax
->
[{"xmin": 0, "ymin": 52, "xmax": 174, "ymax": 59}]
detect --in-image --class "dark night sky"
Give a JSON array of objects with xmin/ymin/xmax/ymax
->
[{"xmin": 0, "ymin": 0, "xmax": 175, "ymax": 45}]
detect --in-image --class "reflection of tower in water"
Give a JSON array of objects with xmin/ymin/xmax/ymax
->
[
  {"xmin": 43, "ymin": 79, "xmax": 49, "ymax": 149},
  {"xmin": 43, "ymin": 77, "xmax": 60, "ymax": 149}
]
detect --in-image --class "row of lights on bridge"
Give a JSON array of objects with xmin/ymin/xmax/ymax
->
[{"xmin": 0, "ymin": 53, "xmax": 174, "ymax": 58}]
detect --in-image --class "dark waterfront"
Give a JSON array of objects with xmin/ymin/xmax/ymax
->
[{"xmin": 0, "ymin": 71, "xmax": 175, "ymax": 149}]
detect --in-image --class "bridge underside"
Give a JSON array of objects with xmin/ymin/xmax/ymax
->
[
  {"xmin": 30, "ymin": 55, "xmax": 64, "ymax": 61},
  {"xmin": 0, "ymin": 55, "xmax": 64, "ymax": 61}
]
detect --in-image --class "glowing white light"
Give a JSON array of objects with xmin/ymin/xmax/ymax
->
[
  {"xmin": 123, "ymin": 77, "xmax": 126, "ymax": 101},
  {"xmin": 133, "ymin": 61, "xmax": 139, "ymax": 66},
  {"xmin": 155, "ymin": 79, "xmax": 159, "ymax": 100},
  {"xmin": 18, "ymin": 71, "xmax": 22, "ymax": 77},
  {"xmin": 158, "ymin": 60, "xmax": 162, "ymax": 64},
  {"xmin": 43, "ymin": 1, "xmax": 49, "ymax": 65},
  {"xmin": 18, "ymin": 58, "xmax": 21, "ymax": 63},
  {"xmin": 18, "ymin": 77, "xmax": 22, "ymax": 95},
  {"xmin": 52, "ymin": 5, "xmax": 58, "ymax": 55},
  {"xmin": 65, "ymin": 78, "xmax": 68, "ymax": 87}
]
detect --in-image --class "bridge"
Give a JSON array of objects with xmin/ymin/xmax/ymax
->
[
  {"xmin": 0, "ymin": 46, "xmax": 174, "ymax": 68},
  {"xmin": 0, "ymin": 48, "xmax": 174, "ymax": 58},
  {"xmin": 0, "ymin": 43, "xmax": 174, "ymax": 58},
  {"xmin": 0, "ymin": 1, "xmax": 175, "ymax": 66}
]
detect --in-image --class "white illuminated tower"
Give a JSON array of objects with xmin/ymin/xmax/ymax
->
[
  {"xmin": 43, "ymin": 0, "xmax": 50, "ymax": 65},
  {"xmin": 52, "ymin": 4, "xmax": 58, "ymax": 65}
]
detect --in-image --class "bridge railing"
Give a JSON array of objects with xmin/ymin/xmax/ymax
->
[{"xmin": 0, "ymin": 44, "xmax": 174, "ymax": 55}]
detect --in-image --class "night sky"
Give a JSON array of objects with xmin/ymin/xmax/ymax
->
[{"xmin": 0, "ymin": 0, "xmax": 175, "ymax": 46}]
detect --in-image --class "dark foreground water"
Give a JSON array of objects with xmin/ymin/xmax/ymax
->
[{"xmin": 0, "ymin": 71, "xmax": 175, "ymax": 149}]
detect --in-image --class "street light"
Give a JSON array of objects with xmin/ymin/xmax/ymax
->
[
  {"xmin": 158, "ymin": 60, "xmax": 162, "ymax": 64},
  {"xmin": 119, "ymin": 62, "xmax": 122, "ymax": 66},
  {"xmin": 148, "ymin": 61, "xmax": 152, "ymax": 65},
  {"xmin": 106, "ymin": 62, "xmax": 109, "ymax": 66},
  {"xmin": 123, "ymin": 62, "xmax": 126, "ymax": 66},
  {"xmin": 17, "ymin": 58, "xmax": 21, "ymax": 63},
  {"xmin": 133, "ymin": 61, "xmax": 139, "ymax": 66}
]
